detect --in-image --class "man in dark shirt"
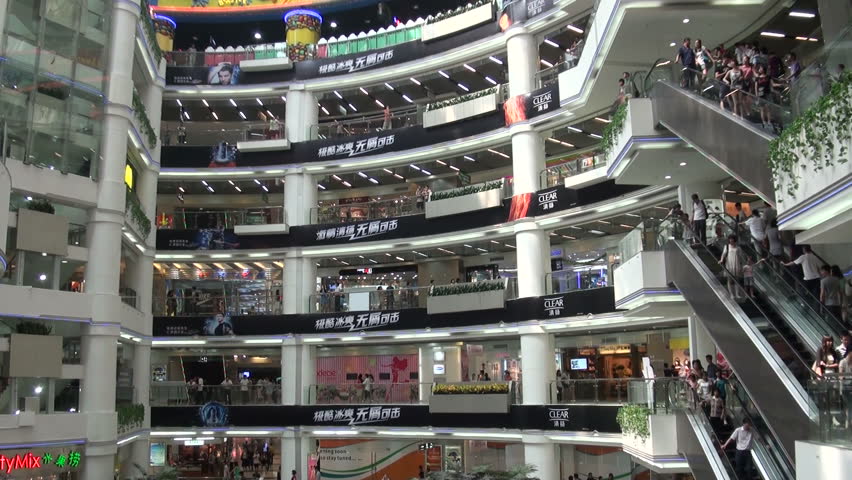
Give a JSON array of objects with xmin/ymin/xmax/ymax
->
[
  {"xmin": 675, "ymin": 37, "xmax": 696, "ymax": 89},
  {"xmin": 705, "ymin": 354, "xmax": 719, "ymax": 380}
]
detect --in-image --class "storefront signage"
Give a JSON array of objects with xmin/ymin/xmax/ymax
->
[
  {"xmin": 542, "ymin": 295, "xmax": 565, "ymax": 317},
  {"xmin": 313, "ymin": 311, "xmax": 401, "ymax": 332},
  {"xmin": 318, "ymin": 50, "xmax": 395, "ymax": 75},
  {"xmin": 184, "ymin": 439, "xmax": 205, "ymax": 446},
  {"xmin": 312, "ymin": 406, "xmax": 402, "ymax": 426},
  {"xmin": 599, "ymin": 344, "xmax": 632, "ymax": 355},
  {"xmin": 504, "ymin": 83, "xmax": 561, "ymax": 126},
  {"xmin": 317, "ymin": 134, "xmax": 396, "ymax": 159},
  {"xmin": 198, "ymin": 401, "xmax": 230, "ymax": 427},
  {"xmin": 315, "ymin": 219, "xmax": 399, "ymax": 242},
  {"xmin": 526, "ymin": 0, "xmax": 555, "ymax": 18},
  {"xmin": 0, "ymin": 451, "xmax": 81, "ymax": 473},
  {"xmin": 547, "ymin": 407, "xmax": 571, "ymax": 428},
  {"xmin": 537, "ymin": 189, "xmax": 559, "ymax": 212}
]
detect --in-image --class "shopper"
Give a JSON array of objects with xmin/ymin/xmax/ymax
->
[
  {"xmin": 820, "ymin": 265, "xmax": 844, "ymax": 320},
  {"xmin": 722, "ymin": 419, "xmax": 755, "ymax": 477},
  {"xmin": 268, "ymin": 116, "xmax": 280, "ymax": 139},
  {"xmin": 691, "ymin": 194, "xmax": 708, "ymax": 244},
  {"xmin": 708, "ymin": 388, "xmax": 725, "ymax": 431},
  {"xmin": 719, "ymin": 235, "xmax": 744, "ymax": 300},
  {"xmin": 240, "ymin": 375, "xmax": 251, "ymax": 404},
  {"xmin": 382, "ymin": 106, "xmax": 392, "ymax": 130},
  {"xmin": 705, "ymin": 354, "xmax": 718, "ymax": 381},
  {"xmin": 765, "ymin": 218, "xmax": 784, "ymax": 261},
  {"xmin": 722, "ymin": 59, "xmax": 744, "ymax": 117},
  {"xmin": 745, "ymin": 209, "xmax": 766, "ymax": 254},
  {"xmin": 362, "ymin": 373, "xmax": 373, "ymax": 402},
  {"xmin": 221, "ymin": 377, "xmax": 233, "ymax": 404},
  {"xmin": 178, "ymin": 123, "xmax": 187, "ymax": 144},
  {"xmin": 837, "ymin": 332, "xmax": 851, "ymax": 360},
  {"xmin": 814, "ymin": 336, "xmax": 839, "ymax": 376},
  {"xmin": 784, "ymin": 245, "xmax": 822, "ymax": 299},
  {"xmin": 674, "ymin": 38, "xmax": 697, "ymax": 89}
]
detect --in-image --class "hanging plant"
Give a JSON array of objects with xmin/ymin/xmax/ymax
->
[
  {"xmin": 768, "ymin": 72, "xmax": 852, "ymax": 198},
  {"xmin": 118, "ymin": 403, "xmax": 145, "ymax": 431},
  {"xmin": 616, "ymin": 404, "xmax": 652, "ymax": 440},
  {"xmin": 429, "ymin": 279, "xmax": 504, "ymax": 297},
  {"xmin": 26, "ymin": 198, "xmax": 55, "ymax": 214},
  {"xmin": 425, "ymin": 86, "xmax": 499, "ymax": 112},
  {"xmin": 132, "ymin": 90, "xmax": 159, "ymax": 147},
  {"xmin": 599, "ymin": 103, "xmax": 628, "ymax": 159},
  {"xmin": 430, "ymin": 180, "xmax": 503, "ymax": 201},
  {"xmin": 126, "ymin": 187, "xmax": 152, "ymax": 239},
  {"xmin": 433, "ymin": 383, "xmax": 509, "ymax": 395},
  {"xmin": 139, "ymin": 0, "xmax": 164, "ymax": 64}
]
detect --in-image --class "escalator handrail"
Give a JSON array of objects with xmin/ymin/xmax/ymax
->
[
  {"xmin": 669, "ymin": 235, "xmax": 819, "ymax": 386},
  {"xmin": 641, "ymin": 58, "xmax": 675, "ymax": 95},
  {"xmin": 710, "ymin": 212, "xmax": 848, "ymax": 337}
]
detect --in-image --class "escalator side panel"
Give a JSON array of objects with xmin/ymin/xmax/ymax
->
[
  {"xmin": 676, "ymin": 409, "xmax": 732, "ymax": 480},
  {"xmin": 664, "ymin": 241, "xmax": 810, "ymax": 463},
  {"xmin": 649, "ymin": 81, "xmax": 775, "ymax": 203}
]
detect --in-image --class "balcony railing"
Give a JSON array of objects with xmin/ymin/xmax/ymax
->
[
  {"xmin": 549, "ymin": 377, "xmax": 676, "ymax": 411},
  {"xmin": 154, "ymin": 292, "xmax": 281, "ymax": 317},
  {"xmin": 151, "ymin": 383, "xmax": 281, "ymax": 406},
  {"xmin": 162, "ymin": 122, "xmax": 285, "ymax": 147},
  {"xmin": 539, "ymin": 153, "xmax": 605, "ymax": 188},
  {"xmin": 157, "ymin": 207, "xmax": 286, "ymax": 231},
  {"xmin": 307, "ymin": 382, "xmax": 427, "ymax": 405},
  {"xmin": 309, "ymin": 107, "xmax": 421, "ymax": 140},
  {"xmin": 309, "ymin": 286, "xmax": 430, "ymax": 313},
  {"xmin": 809, "ymin": 374, "xmax": 852, "ymax": 447},
  {"xmin": 311, "ymin": 197, "xmax": 419, "ymax": 225}
]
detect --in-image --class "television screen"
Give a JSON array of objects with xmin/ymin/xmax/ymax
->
[{"xmin": 570, "ymin": 358, "xmax": 588, "ymax": 370}]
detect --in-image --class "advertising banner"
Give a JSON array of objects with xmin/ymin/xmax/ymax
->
[
  {"xmin": 503, "ymin": 83, "xmax": 560, "ymax": 126},
  {"xmin": 151, "ymin": 404, "xmax": 621, "ymax": 432},
  {"xmin": 165, "ymin": 63, "xmax": 243, "ymax": 86},
  {"xmin": 500, "ymin": 0, "xmax": 556, "ymax": 30}
]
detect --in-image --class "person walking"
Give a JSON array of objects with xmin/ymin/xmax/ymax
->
[
  {"xmin": 691, "ymin": 194, "xmax": 708, "ymax": 244},
  {"xmin": 674, "ymin": 38, "xmax": 697, "ymax": 89},
  {"xmin": 719, "ymin": 235, "xmax": 745, "ymax": 300},
  {"xmin": 722, "ymin": 419, "xmax": 755, "ymax": 477},
  {"xmin": 705, "ymin": 354, "xmax": 718, "ymax": 381},
  {"xmin": 177, "ymin": 123, "xmax": 187, "ymax": 144},
  {"xmin": 382, "ymin": 106, "xmax": 392, "ymax": 130},
  {"xmin": 708, "ymin": 388, "xmax": 726, "ymax": 431},
  {"xmin": 820, "ymin": 264, "xmax": 844, "ymax": 320}
]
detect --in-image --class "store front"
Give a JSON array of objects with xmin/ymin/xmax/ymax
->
[
  {"xmin": 150, "ymin": 436, "xmax": 280, "ymax": 478},
  {"xmin": 313, "ymin": 345, "xmax": 420, "ymax": 404}
]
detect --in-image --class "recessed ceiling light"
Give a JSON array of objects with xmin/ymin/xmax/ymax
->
[
  {"xmin": 229, "ymin": 98, "xmax": 237, "ymax": 107},
  {"xmin": 489, "ymin": 56, "xmax": 503, "ymax": 65},
  {"xmin": 385, "ymin": 82, "xmax": 394, "ymax": 90},
  {"xmin": 664, "ymin": 175, "xmax": 672, "ymax": 179},
  {"xmin": 359, "ymin": 87, "xmax": 369, "ymax": 95},
  {"xmin": 463, "ymin": 64, "xmax": 476, "ymax": 72},
  {"xmin": 330, "ymin": 21, "xmax": 338, "ymax": 28},
  {"xmin": 544, "ymin": 39, "xmax": 560, "ymax": 48},
  {"xmin": 457, "ymin": 83, "xmax": 470, "ymax": 92},
  {"xmin": 669, "ymin": 42, "xmax": 676, "ymax": 47},
  {"xmin": 760, "ymin": 31, "xmax": 785, "ymax": 38},
  {"xmin": 682, "ymin": 18, "xmax": 690, "ymax": 23},
  {"xmin": 254, "ymin": 32, "xmax": 262, "ymax": 40},
  {"xmin": 410, "ymin": 77, "xmax": 421, "ymax": 85},
  {"xmin": 679, "ymin": 162, "xmax": 687, "ymax": 166},
  {"xmin": 211, "ymin": 111, "xmax": 219, "ymax": 120},
  {"xmin": 402, "ymin": 95, "xmax": 414, "ymax": 103},
  {"xmin": 374, "ymin": 99, "xmax": 385, "ymax": 108},
  {"xmin": 540, "ymin": 59, "xmax": 554, "ymax": 68},
  {"xmin": 788, "ymin": 11, "xmax": 815, "ymax": 18},
  {"xmin": 485, "ymin": 76, "xmax": 498, "ymax": 85},
  {"xmin": 438, "ymin": 71, "xmax": 450, "ymax": 79}
]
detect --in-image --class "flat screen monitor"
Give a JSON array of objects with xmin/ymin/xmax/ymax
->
[{"xmin": 570, "ymin": 358, "xmax": 588, "ymax": 370}]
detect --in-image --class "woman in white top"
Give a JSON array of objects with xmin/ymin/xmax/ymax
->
[
  {"xmin": 745, "ymin": 210, "xmax": 766, "ymax": 254},
  {"xmin": 723, "ymin": 61, "xmax": 745, "ymax": 117},
  {"xmin": 719, "ymin": 235, "xmax": 745, "ymax": 300}
]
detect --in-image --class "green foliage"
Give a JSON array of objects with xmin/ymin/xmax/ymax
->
[
  {"xmin": 430, "ymin": 180, "xmax": 504, "ymax": 201},
  {"xmin": 433, "ymin": 383, "xmax": 509, "ymax": 395},
  {"xmin": 25, "ymin": 198, "xmax": 55, "ymax": 214},
  {"xmin": 427, "ymin": 464, "xmax": 538, "ymax": 480},
  {"xmin": 14, "ymin": 320, "xmax": 53, "ymax": 335},
  {"xmin": 429, "ymin": 280, "xmax": 505, "ymax": 297},
  {"xmin": 600, "ymin": 103, "xmax": 628, "ymax": 159},
  {"xmin": 126, "ymin": 187, "xmax": 152, "ymax": 239},
  {"xmin": 424, "ymin": 0, "xmax": 494, "ymax": 25},
  {"xmin": 118, "ymin": 403, "xmax": 145, "ymax": 430},
  {"xmin": 132, "ymin": 89, "xmax": 159, "ymax": 147},
  {"xmin": 768, "ymin": 71, "xmax": 852, "ymax": 198},
  {"xmin": 139, "ymin": 0, "xmax": 164, "ymax": 64},
  {"xmin": 616, "ymin": 404, "xmax": 652, "ymax": 440},
  {"xmin": 425, "ymin": 87, "xmax": 499, "ymax": 112}
]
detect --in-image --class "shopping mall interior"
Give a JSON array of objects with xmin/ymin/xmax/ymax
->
[{"xmin": 0, "ymin": 0, "xmax": 850, "ymax": 479}]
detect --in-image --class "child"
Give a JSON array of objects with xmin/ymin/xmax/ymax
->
[
  {"xmin": 682, "ymin": 213, "xmax": 696, "ymax": 245},
  {"xmin": 742, "ymin": 257, "xmax": 766, "ymax": 297}
]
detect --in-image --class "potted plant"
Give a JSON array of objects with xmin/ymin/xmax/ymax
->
[
  {"xmin": 423, "ymin": 87, "xmax": 500, "ymax": 128},
  {"xmin": 430, "ymin": 382, "xmax": 512, "ymax": 414},
  {"xmin": 426, "ymin": 180, "xmax": 504, "ymax": 218},
  {"xmin": 426, "ymin": 280, "xmax": 506, "ymax": 314}
]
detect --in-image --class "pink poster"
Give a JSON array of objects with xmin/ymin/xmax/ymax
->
[{"xmin": 315, "ymin": 354, "xmax": 419, "ymax": 404}]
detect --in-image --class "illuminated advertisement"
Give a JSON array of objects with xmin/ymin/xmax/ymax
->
[
  {"xmin": 0, "ymin": 449, "xmax": 82, "ymax": 475},
  {"xmin": 165, "ymin": 63, "xmax": 242, "ymax": 86},
  {"xmin": 154, "ymin": 0, "xmax": 343, "ymax": 14}
]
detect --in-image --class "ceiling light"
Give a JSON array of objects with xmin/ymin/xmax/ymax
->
[
  {"xmin": 567, "ymin": 126, "xmax": 582, "ymax": 133},
  {"xmin": 385, "ymin": 82, "xmax": 394, "ymax": 90},
  {"xmin": 254, "ymin": 32, "xmax": 262, "ymax": 40},
  {"xmin": 341, "ymin": 181, "xmax": 352, "ymax": 187},
  {"xmin": 229, "ymin": 99, "xmax": 236, "ymax": 107},
  {"xmin": 594, "ymin": 117, "xmax": 611, "ymax": 123},
  {"xmin": 544, "ymin": 39, "xmax": 560, "ymax": 48},
  {"xmin": 321, "ymin": 107, "xmax": 330, "ymax": 115},
  {"xmin": 402, "ymin": 94, "xmax": 414, "ymax": 103},
  {"xmin": 485, "ymin": 76, "xmax": 498, "ymax": 85},
  {"xmin": 589, "ymin": 230, "xmax": 606, "ymax": 235},
  {"xmin": 281, "ymin": 96, "xmax": 286, "ymax": 102},
  {"xmin": 201, "ymin": 180, "xmax": 209, "ymax": 186},
  {"xmin": 378, "ymin": 431, "xmax": 436, "ymax": 436},
  {"xmin": 244, "ymin": 339, "xmax": 282, "ymax": 344},
  {"xmin": 788, "ymin": 11, "xmax": 815, "ymax": 18},
  {"xmin": 261, "ymin": 185, "xmax": 269, "ymax": 192},
  {"xmin": 410, "ymin": 77, "xmax": 421, "ymax": 85},
  {"xmin": 567, "ymin": 25, "xmax": 583, "ymax": 34},
  {"xmin": 211, "ymin": 111, "xmax": 219, "ymax": 120},
  {"xmin": 348, "ymin": 103, "xmax": 358, "ymax": 112},
  {"xmin": 449, "ymin": 165, "xmax": 460, "ymax": 171},
  {"xmin": 669, "ymin": 42, "xmax": 677, "ymax": 47},
  {"xmin": 453, "ymin": 433, "xmax": 522, "ymax": 439},
  {"xmin": 395, "ymin": 256, "xmax": 405, "ymax": 261},
  {"xmin": 679, "ymin": 162, "xmax": 687, "ymax": 166},
  {"xmin": 438, "ymin": 71, "xmax": 450, "ymax": 79},
  {"xmin": 682, "ymin": 18, "xmax": 690, "ymax": 23},
  {"xmin": 421, "ymin": 169, "xmax": 432, "ymax": 175},
  {"xmin": 588, "ymin": 133, "xmax": 603, "ymax": 139},
  {"xmin": 357, "ymin": 171, "xmax": 368, "ymax": 178},
  {"xmin": 409, "ymin": 165, "xmax": 421, "ymax": 171},
  {"xmin": 394, "ymin": 332, "xmax": 451, "ymax": 339},
  {"xmin": 374, "ymin": 99, "xmax": 385, "ymax": 108},
  {"xmin": 177, "ymin": 187, "xmax": 185, "ymax": 193},
  {"xmin": 664, "ymin": 175, "xmax": 672, "ymax": 179},
  {"xmin": 317, "ymin": 184, "xmax": 326, "ymax": 190},
  {"xmin": 487, "ymin": 149, "xmax": 510, "ymax": 159},
  {"xmin": 238, "ymin": 111, "xmax": 246, "ymax": 119},
  {"xmin": 333, "ymin": 91, "xmax": 343, "ymax": 99},
  {"xmin": 476, "ymin": 247, "xmax": 488, "ymax": 252},
  {"xmin": 438, "ymin": 248, "xmax": 455, "ymax": 254},
  {"xmin": 207, "ymin": 186, "xmax": 215, "ymax": 193},
  {"xmin": 436, "ymin": 160, "xmax": 447, "ymax": 166},
  {"xmin": 413, "ymin": 251, "xmax": 428, "ymax": 257},
  {"xmin": 540, "ymin": 59, "xmax": 554, "ymax": 68},
  {"xmin": 463, "ymin": 155, "xmax": 476, "ymax": 161},
  {"xmin": 201, "ymin": 99, "xmax": 209, "ymax": 107},
  {"xmin": 254, "ymin": 179, "xmax": 262, "ymax": 184},
  {"xmin": 359, "ymin": 87, "xmax": 369, "ymax": 95},
  {"xmin": 463, "ymin": 64, "xmax": 476, "ymax": 72},
  {"xmin": 255, "ymin": 98, "xmax": 263, "ymax": 105},
  {"xmin": 489, "ymin": 56, "xmax": 503, "ymax": 65},
  {"xmin": 457, "ymin": 83, "xmax": 469, "ymax": 92},
  {"xmin": 340, "ymin": 337, "xmax": 363, "ymax": 342},
  {"xmin": 330, "ymin": 21, "xmax": 338, "ymax": 28},
  {"xmin": 393, "ymin": 174, "xmax": 404, "ymax": 180},
  {"xmin": 369, "ymin": 178, "xmax": 379, "ymax": 184},
  {"xmin": 760, "ymin": 31, "xmax": 785, "ymax": 38},
  {"xmin": 183, "ymin": 111, "xmax": 190, "ymax": 120},
  {"xmin": 234, "ymin": 186, "xmax": 242, "ymax": 192}
]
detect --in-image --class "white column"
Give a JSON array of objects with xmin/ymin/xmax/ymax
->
[
  {"xmin": 510, "ymin": 127, "xmax": 545, "ymax": 196},
  {"xmin": 282, "ymin": 341, "xmax": 315, "ymax": 405},
  {"xmin": 520, "ymin": 327, "xmax": 554, "ymax": 404},
  {"xmin": 284, "ymin": 170, "xmax": 317, "ymax": 226},
  {"xmin": 0, "ymin": 0, "xmax": 7, "ymax": 53},
  {"xmin": 418, "ymin": 346, "xmax": 434, "ymax": 402},
  {"xmin": 688, "ymin": 316, "xmax": 715, "ymax": 368},
  {"xmin": 285, "ymin": 88, "xmax": 319, "ymax": 142},
  {"xmin": 128, "ymin": 344, "xmax": 151, "ymax": 478},
  {"xmin": 282, "ymin": 430, "xmax": 314, "ymax": 480},
  {"xmin": 80, "ymin": 323, "xmax": 120, "ymax": 480},
  {"xmin": 560, "ymin": 444, "xmax": 575, "ymax": 477},
  {"xmin": 443, "ymin": 346, "xmax": 462, "ymax": 382},
  {"xmin": 515, "ymin": 220, "xmax": 550, "ymax": 298},
  {"xmin": 506, "ymin": 28, "xmax": 538, "ymax": 97},
  {"xmin": 523, "ymin": 436, "xmax": 558, "ymax": 480},
  {"xmin": 283, "ymin": 253, "xmax": 317, "ymax": 314}
]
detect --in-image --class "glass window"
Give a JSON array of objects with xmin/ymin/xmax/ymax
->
[
  {"xmin": 59, "ymin": 259, "xmax": 85, "ymax": 292},
  {"xmin": 5, "ymin": 0, "xmax": 40, "ymax": 43},
  {"xmin": 21, "ymin": 251, "xmax": 55, "ymax": 288}
]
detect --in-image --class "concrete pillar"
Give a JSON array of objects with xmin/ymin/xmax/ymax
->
[
  {"xmin": 443, "ymin": 346, "xmax": 462, "ymax": 383},
  {"xmin": 560, "ymin": 444, "xmax": 575, "ymax": 477},
  {"xmin": 285, "ymin": 88, "xmax": 319, "ymax": 142},
  {"xmin": 688, "ymin": 315, "xmax": 715, "ymax": 369},
  {"xmin": 523, "ymin": 435, "xmax": 558, "ymax": 480},
  {"xmin": 81, "ymin": 323, "xmax": 121, "ymax": 480},
  {"xmin": 282, "ymin": 430, "xmax": 314, "ymax": 480},
  {"xmin": 510, "ymin": 126, "xmax": 545, "ymax": 196},
  {"xmin": 515, "ymin": 220, "xmax": 550, "ymax": 298},
  {"xmin": 506, "ymin": 28, "xmax": 538, "ymax": 97},
  {"xmin": 282, "ymin": 341, "xmax": 315, "ymax": 405},
  {"xmin": 284, "ymin": 170, "xmax": 318, "ymax": 226},
  {"xmin": 283, "ymin": 253, "xmax": 317, "ymax": 314},
  {"xmin": 520, "ymin": 327, "xmax": 554, "ymax": 404},
  {"xmin": 418, "ymin": 346, "xmax": 435, "ymax": 402}
]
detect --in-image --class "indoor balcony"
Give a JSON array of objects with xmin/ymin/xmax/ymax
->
[
  {"xmin": 162, "ymin": 120, "xmax": 290, "ymax": 154},
  {"xmin": 156, "ymin": 206, "xmax": 288, "ymax": 236}
]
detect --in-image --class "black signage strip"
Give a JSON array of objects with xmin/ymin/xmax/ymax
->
[
  {"xmin": 151, "ymin": 404, "xmax": 620, "ymax": 433},
  {"xmin": 153, "ymin": 287, "xmax": 616, "ymax": 337}
]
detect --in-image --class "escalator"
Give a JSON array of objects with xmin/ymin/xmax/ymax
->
[
  {"xmin": 664, "ymin": 237, "xmax": 815, "ymax": 468},
  {"xmin": 643, "ymin": 62, "xmax": 791, "ymax": 204}
]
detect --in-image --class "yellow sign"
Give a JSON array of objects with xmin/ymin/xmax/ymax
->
[{"xmin": 599, "ymin": 344, "xmax": 632, "ymax": 355}]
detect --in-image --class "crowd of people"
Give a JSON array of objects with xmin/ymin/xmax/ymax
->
[{"xmin": 185, "ymin": 375, "xmax": 281, "ymax": 405}]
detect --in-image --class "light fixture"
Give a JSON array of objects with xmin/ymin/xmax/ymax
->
[
  {"xmin": 183, "ymin": 111, "xmax": 190, "ymax": 120},
  {"xmin": 567, "ymin": 126, "xmax": 582, "ymax": 133},
  {"xmin": 369, "ymin": 178, "xmax": 379, "ymax": 184},
  {"xmin": 409, "ymin": 164, "xmax": 421, "ymax": 171},
  {"xmin": 374, "ymin": 99, "xmax": 385, "ymax": 108},
  {"xmin": 463, "ymin": 155, "xmax": 475, "ymax": 161},
  {"xmin": 669, "ymin": 42, "xmax": 677, "ymax": 47},
  {"xmin": 359, "ymin": 87, "xmax": 369, "ymax": 95},
  {"xmin": 34, "ymin": 386, "xmax": 43, "ymax": 394},
  {"xmin": 452, "ymin": 432, "xmax": 522, "ymax": 439},
  {"xmin": 321, "ymin": 106, "xmax": 330, "ymax": 115},
  {"xmin": 588, "ymin": 133, "xmax": 603, "ymax": 139},
  {"xmin": 489, "ymin": 56, "xmax": 503, "ymax": 65},
  {"xmin": 254, "ymin": 32, "xmax": 262, "ymax": 40},
  {"xmin": 410, "ymin": 77, "xmax": 421, "ymax": 85},
  {"xmin": 340, "ymin": 337, "xmax": 363, "ymax": 342},
  {"xmin": 238, "ymin": 111, "xmax": 247, "ymax": 119},
  {"xmin": 244, "ymin": 339, "xmax": 283, "ymax": 344},
  {"xmin": 788, "ymin": 11, "xmax": 815, "ymax": 18},
  {"xmin": 457, "ymin": 83, "xmax": 470, "ymax": 92},
  {"xmin": 485, "ymin": 76, "xmax": 498, "ymax": 85},
  {"xmin": 341, "ymin": 181, "xmax": 352, "ymax": 188},
  {"xmin": 682, "ymin": 18, "xmax": 690, "ymax": 23},
  {"xmin": 25, "ymin": 196, "xmax": 33, "ymax": 201},
  {"xmin": 567, "ymin": 25, "xmax": 584, "ymax": 34},
  {"xmin": 679, "ymin": 162, "xmax": 687, "ymax": 166},
  {"xmin": 760, "ymin": 31, "xmax": 785, "ymax": 38},
  {"xmin": 378, "ymin": 431, "xmax": 435, "ymax": 436},
  {"xmin": 211, "ymin": 111, "xmax": 219, "ymax": 120},
  {"xmin": 317, "ymin": 184, "xmax": 326, "ymax": 190},
  {"xmin": 463, "ymin": 64, "xmax": 476, "ymax": 72},
  {"xmin": 201, "ymin": 99, "xmax": 209, "ymax": 107},
  {"xmin": 402, "ymin": 94, "xmax": 414, "ymax": 103},
  {"xmin": 438, "ymin": 71, "xmax": 450, "ymax": 79},
  {"xmin": 385, "ymin": 82, "xmax": 394, "ymax": 90},
  {"xmin": 333, "ymin": 91, "xmax": 343, "ymax": 99},
  {"xmin": 540, "ymin": 59, "xmax": 554, "ymax": 68},
  {"xmin": 594, "ymin": 117, "xmax": 611, "ymax": 123},
  {"xmin": 544, "ymin": 39, "xmax": 560, "ymax": 48},
  {"xmin": 330, "ymin": 21, "xmax": 338, "ymax": 28},
  {"xmin": 229, "ymin": 98, "xmax": 237, "ymax": 107},
  {"xmin": 176, "ymin": 99, "xmax": 183, "ymax": 107},
  {"xmin": 421, "ymin": 169, "xmax": 432, "ymax": 175},
  {"xmin": 664, "ymin": 175, "xmax": 672, "ymax": 179},
  {"xmin": 348, "ymin": 103, "xmax": 358, "ymax": 112}
]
